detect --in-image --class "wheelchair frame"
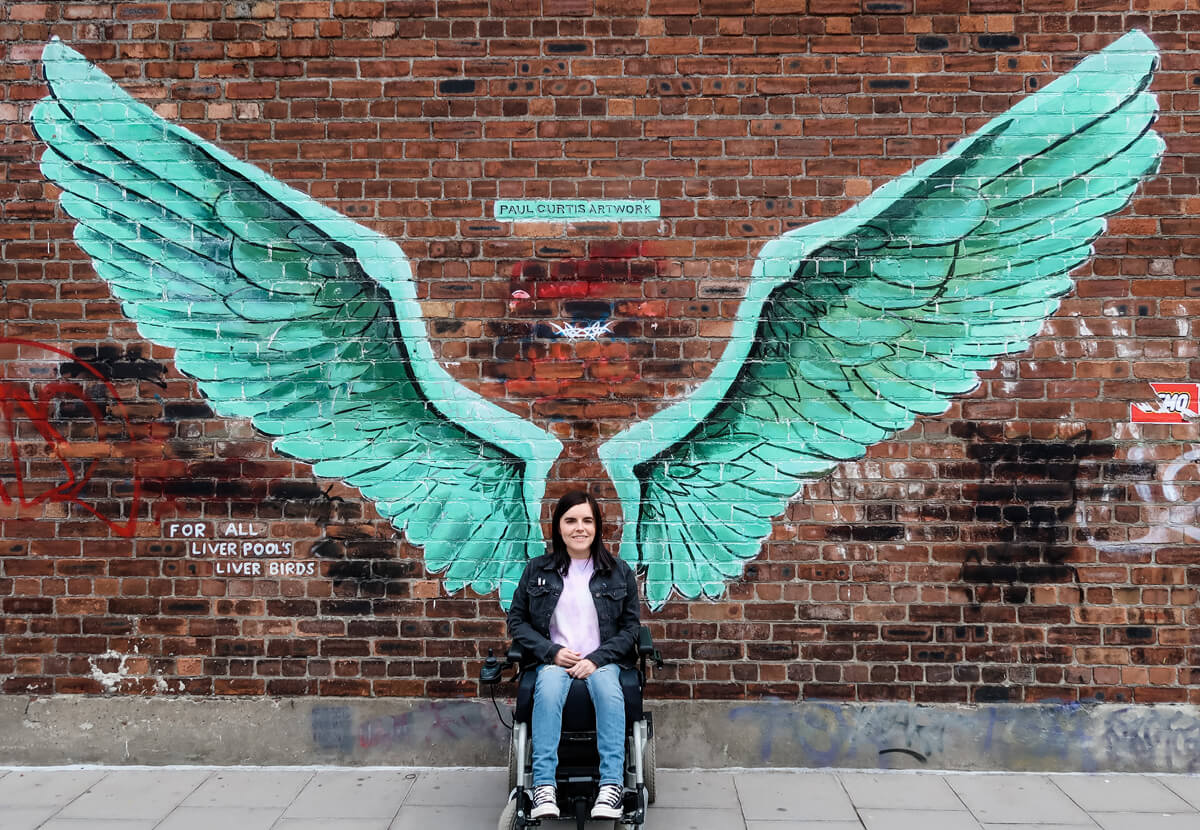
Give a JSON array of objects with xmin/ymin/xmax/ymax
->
[{"xmin": 483, "ymin": 626, "xmax": 662, "ymax": 830}]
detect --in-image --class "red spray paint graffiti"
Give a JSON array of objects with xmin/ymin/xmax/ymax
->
[
  {"xmin": 508, "ymin": 241, "xmax": 658, "ymax": 301},
  {"xmin": 0, "ymin": 337, "xmax": 141, "ymax": 537},
  {"xmin": 500, "ymin": 242, "xmax": 671, "ymax": 406}
]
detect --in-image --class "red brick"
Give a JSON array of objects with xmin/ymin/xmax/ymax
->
[{"xmin": 0, "ymin": 5, "xmax": 1193, "ymax": 708}]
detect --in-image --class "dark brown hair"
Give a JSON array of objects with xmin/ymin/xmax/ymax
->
[{"xmin": 548, "ymin": 490, "xmax": 616, "ymax": 574}]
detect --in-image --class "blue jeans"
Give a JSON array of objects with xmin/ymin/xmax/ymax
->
[{"xmin": 532, "ymin": 663, "xmax": 625, "ymax": 788}]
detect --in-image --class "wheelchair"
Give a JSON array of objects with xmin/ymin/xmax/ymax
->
[{"xmin": 481, "ymin": 626, "xmax": 662, "ymax": 830}]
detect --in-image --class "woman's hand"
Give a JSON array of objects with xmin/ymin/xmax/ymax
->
[
  {"xmin": 567, "ymin": 658, "xmax": 597, "ymax": 679},
  {"xmin": 553, "ymin": 648, "xmax": 582, "ymax": 668}
]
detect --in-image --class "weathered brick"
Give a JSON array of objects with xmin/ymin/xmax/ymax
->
[{"xmin": 0, "ymin": 4, "xmax": 1192, "ymax": 709}]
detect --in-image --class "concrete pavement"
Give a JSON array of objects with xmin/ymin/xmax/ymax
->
[{"xmin": 1, "ymin": 766, "xmax": 1199, "ymax": 830}]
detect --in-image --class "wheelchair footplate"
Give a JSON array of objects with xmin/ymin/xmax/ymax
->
[
  {"xmin": 507, "ymin": 784, "xmax": 645, "ymax": 830},
  {"xmin": 484, "ymin": 632, "xmax": 660, "ymax": 830}
]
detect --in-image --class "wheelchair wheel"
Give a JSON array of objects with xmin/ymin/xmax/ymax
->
[
  {"xmin": 498, "ymin": 795, "xmax": 519, "ymax": 830},
  {"xmin": 643, "ymin": 733, "xmax": 656, "ymax": 805},
  {"xmin": 506, "ymin": 731, "xmax": 518, "ymax": 791}
]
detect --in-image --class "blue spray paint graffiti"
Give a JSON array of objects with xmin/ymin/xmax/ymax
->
[{"xmin": 725, "ymin": 700, "xmax": 1200, "ymax": 772}]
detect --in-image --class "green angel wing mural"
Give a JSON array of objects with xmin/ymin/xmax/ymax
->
[
  {"xmin": 598, "ymin": 30, "xmax": 1164, "ymax": 608},
  {"xmin": 32, "ymin": 38, "xmax": 562, "ymax": 608},
  {"xmin": 35, "ymin": 33, "xmax": 1162, "ymax": 612}
]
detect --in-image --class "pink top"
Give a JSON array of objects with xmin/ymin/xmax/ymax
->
[{"xmin": 550, "ymin": 557, "xmax": 601, "ymax": 658}]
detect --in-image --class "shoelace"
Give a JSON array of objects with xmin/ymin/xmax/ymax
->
[
  {"xmin": 596, "ymin": 785, "xmax": 622, "ymax": 808},
  {"xmin": 534, "ymin": 786, "xmax": 556, "ymax": 806}
]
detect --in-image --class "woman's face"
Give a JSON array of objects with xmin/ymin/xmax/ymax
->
[{"xmin": 559, "ymin": 501, "xmax": 596, "ymax": 558}]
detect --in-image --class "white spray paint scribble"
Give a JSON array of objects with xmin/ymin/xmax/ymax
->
[
  {"xmin": 88, "ymin": 647, "xmax": 172, "ymax": 695},
  {"xmin": 548, "ymin": 320, "xmax": 614, "ymax": 341},
  {"xmin": 1097, "ymin": 446, "xmax": 1200, "ymax": 548},
  {"xmin": 89, "ymin": 649, "xmax": 133, "ymax": 694}
]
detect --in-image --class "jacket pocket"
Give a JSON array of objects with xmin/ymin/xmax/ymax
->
[
  {"xmin": 593, "ymin": 585, "xmax": 628, "ymax": 627},
  {"xmin": 527, "ymin": 583, "xmax": 557, "ymax": 620}
]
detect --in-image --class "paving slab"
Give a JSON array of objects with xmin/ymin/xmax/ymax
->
[
  {"xmin": 0, "ymin": 806, "xmax": 60, "ymax": 830},
  {"xmin": 1091, "ymin": 815, "xmax": 1200, "ymax": 830},
  {"xmin": 980, "ymin": 825, "xmax": 1100, "ymax": 830},
  {"xmin": 838, "ymin": 772, "xmax": 964, "ymax": 811},
  {"xmin": 155, "ymin": 806, "xmax": 283, "ymax": 830},
  {"xmin": 948, "ymin": 774, "xmax": 1095, "ymax": 825},
  {"xmin": 403, "ymin": 768, "xmax": 508, "ymax": 806},
  {"xmin": 283, "ymin": 770, "xmax": 414, "ymax": 819},
  {"xmin": 180, "ymin": 768, "xmax": 313, "ymax": 807},
  {"xmin": 274, "ymin": 820, "xmax": 392, "ymax": 830},
  {"xmin": 53, "ymin": 769, "xmax": 210, "ymax": 820},
  {"xmin": 745, "ymin": 823, "xmax": 864, "ymax": 830},
  {"xmin": 1155, "ymin": 776, "xmax": 1200, "ymax": 811},
  {"xmin": 859, "ymin": 809, "xmax": 982, "ymax": 830},
  {"xmin": 390, "ymin": 805, "xmax": 509, "ymax": 830},
  {"xmin": 734, "ymin": 772, "xmax": 857, "ymax": 823},
  {"xmin": 0, "ymin": 769, "xmax": 106, "ymax": 806},
  {"xmin": 652, "ymin": 771, "xmax": 739, "ymax": 809},
  {"xmin": 629, "ymin": 806, "xmax": 748, "ymax": 829},
  {"xmin": 1052, "ymin": 775, "xmax": 1196, "ymax": 814},
  {"xmin": 38, "ymin": 821, "xmax": 159, "ymax": 830}
]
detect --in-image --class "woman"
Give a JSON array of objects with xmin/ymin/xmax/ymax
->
[{"xmin": 506, "ymin": 490, "xmax": 641, "ymax": 821}]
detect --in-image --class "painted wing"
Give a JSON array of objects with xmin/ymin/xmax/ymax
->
[
  {"xmin": 33, "ymin": 39, "xmax": 561, "ymax": 607},
  {"xmin": 599, "ymin": 30, "xmax": 1164, "ymax": 608}
]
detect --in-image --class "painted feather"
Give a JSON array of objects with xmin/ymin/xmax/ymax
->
[
  {"xmin": 33, "ymin": 39, "xmax": 562, "ymax": 608},
  {"xmin": 599, "ymin": 30, "xmax": 1164, "ymax": 608}
]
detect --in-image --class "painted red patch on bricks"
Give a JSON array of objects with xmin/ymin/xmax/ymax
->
[{"xmin": 0, "ymin": 338, "xmax": 141, "ymax": 537}]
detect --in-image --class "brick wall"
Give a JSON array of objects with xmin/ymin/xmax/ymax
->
[{"xmin": 1, "ymin": 1, "xmax": 1197, "ymax": 705}]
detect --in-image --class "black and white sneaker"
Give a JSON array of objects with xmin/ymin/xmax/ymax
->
[
  {"xmin": 531, "ymin": 785, "xmax": 559, "ymax": 819},
  {"xmin": 590, "ymin": 783, "xmax": 623, "ymax": 819}
]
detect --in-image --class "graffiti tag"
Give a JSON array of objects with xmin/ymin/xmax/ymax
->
[
  {"xmin": 310, "ymin": 701, "xmax": 506, "ymax": 755},
  {"xmin": 358, "ymin": 700, "xmax": 504, "ymax": 749},
  {"xmin": 1123, "ymin": 445, "xmax": 1200, "ymax": 545},
  {"xmin": 727, "ymin": 700, "xmax": 1200, "ymax": 772},
  {"xmin": 730, "ymin": 699, "xmax": 946, "ymax": 767},
  {"xmin": 547, "ymin": 320, "xmax": 615, "ymax": 341},
  {"xmin": 0, "ymin": 338, "xmax": 140, "ymax": 537}
]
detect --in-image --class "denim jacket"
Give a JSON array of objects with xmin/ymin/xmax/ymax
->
[{"xmin": 506, "ymin": 551, "xmax": 640, "ymax": 670}]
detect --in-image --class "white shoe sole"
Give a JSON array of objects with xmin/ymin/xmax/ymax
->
[
  {"xmin": 590, "ymin": 806, "xmax": 622, "ymax": 819},
  {"xmin": 531, "ymin": 805, "xmax": 560, "ymax": 819}
]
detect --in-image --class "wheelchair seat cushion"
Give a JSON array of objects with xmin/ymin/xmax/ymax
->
[{"xmin": 515, "ymin": 667, "xmax": 642, "ymax": 729}]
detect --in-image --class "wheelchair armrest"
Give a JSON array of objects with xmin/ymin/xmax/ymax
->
[
  {"xmin": 637, "ymin": 626, "xmax": 654, "ymax": 656},
  {"xmin": 507, "ymin": 644, "xmax": 524, "ymax": 665},
  {"xmin": 637, "ymin": 625, "xmax": 664, "ymax": 671}
]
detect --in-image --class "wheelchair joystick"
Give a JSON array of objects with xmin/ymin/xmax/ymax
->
[{"xmin": 480, "ymin": 648, "xmax": 503, "ymax": 685}]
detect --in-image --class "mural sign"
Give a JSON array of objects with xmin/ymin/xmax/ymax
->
[
  {"xmin": 32, "ymin": 32, "xmax": 1163, "ymax": 609},
  {"xmin": 493, "ymin": 200, "xmax": 660, "ymax": 221}
]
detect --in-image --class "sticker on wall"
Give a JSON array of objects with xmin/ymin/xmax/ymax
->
[
  {"xmin": 33, "ymin": 32, "xmax": 1163, "ymax": 609},
  {"xmin": 1131, "ymin": 383, "xmax": 1200, "ymax": 423}
]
